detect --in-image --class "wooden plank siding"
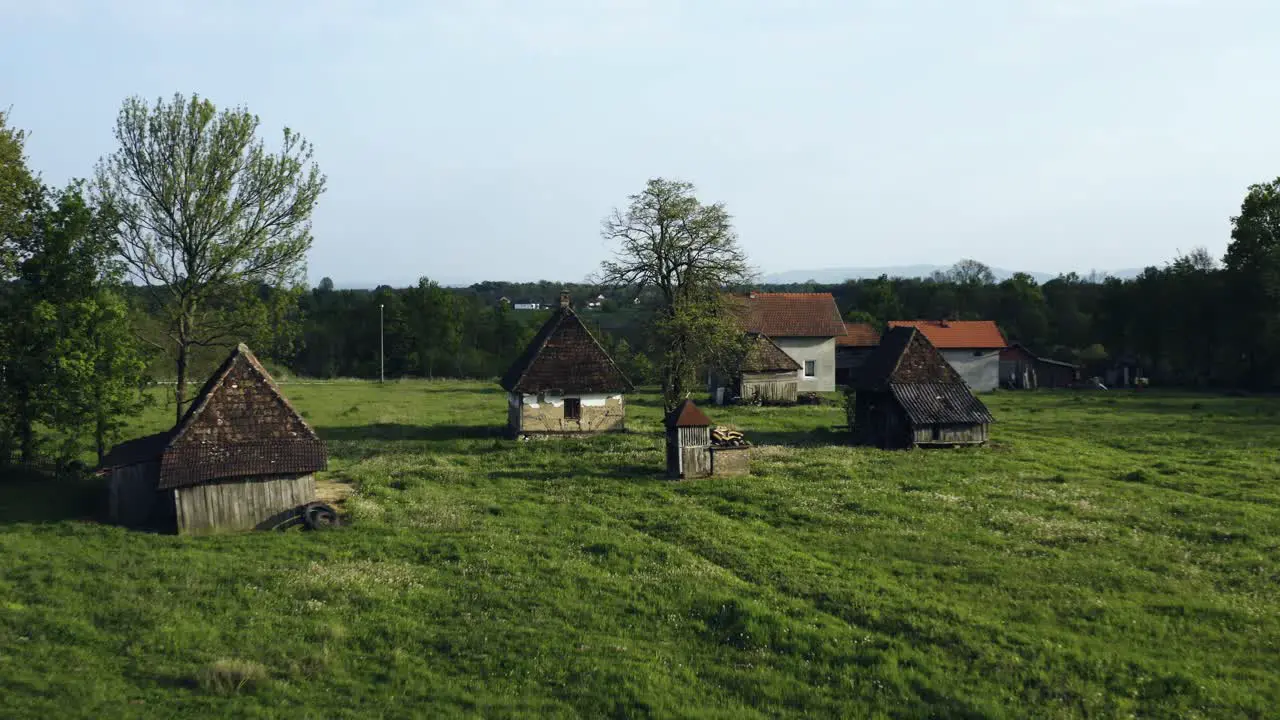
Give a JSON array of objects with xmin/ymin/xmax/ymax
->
[
  {"xmin": 668, "ymin": 426, "xmax": 711, "ymax": 478},
  {"xmin": 174, "ymin": 474, "xmax": 316, "ymax": 535}
]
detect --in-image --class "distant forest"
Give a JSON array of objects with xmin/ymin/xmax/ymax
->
[{"xmin": 132, "ymin": 250, "xmax": 1271, "ymax": 392}]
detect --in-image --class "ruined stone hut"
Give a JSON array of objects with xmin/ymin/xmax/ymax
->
[
  {"xmin": 851, "ymin": 326, "xmax": 994, "ymax": 449},
  {"xmin": 99, "ymin": 344, "xmax": 327, "ymax": 534},
  {"xmin": 500, "ymin": 292, "xmax": 633, "ymax": 436}
]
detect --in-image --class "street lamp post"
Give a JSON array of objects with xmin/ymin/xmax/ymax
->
[{"xmin": 379, "ymin": 303, "xmax": 385, "ymax": 384}]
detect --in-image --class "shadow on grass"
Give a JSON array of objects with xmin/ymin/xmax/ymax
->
[
  {"xmin": 0, "ymin": 470, "xmax": 103, "ymax": 526},
  {"xmin": 318, "ymin": 423, "xmax": 506, "ymax": 444},
  {"xmin": 748, "ymin": 427, "xmax": 849, "ymax": 447},
  {"xmin": 487, "ymin": 463, "xmax": 666, "ymax": 482}
]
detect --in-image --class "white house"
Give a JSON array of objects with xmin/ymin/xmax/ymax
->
[
  {"xmin": 887, "ymin": 320, "xmax": 1007, "ymax": 392},
  {"xmin": 740, "ymin": 292, "xmax": 847, "ymax": 393}
]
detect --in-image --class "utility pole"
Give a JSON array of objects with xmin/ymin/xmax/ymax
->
[{"xmin": 379, "ymin": 303, "xmax": 385, "ymax": 384}]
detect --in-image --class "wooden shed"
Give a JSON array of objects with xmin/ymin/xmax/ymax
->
[
  {"xmin": 665, "ymin": 399, "xmax": 712, "ymax": 479},
  {"xmin": 501, "ymin": 292, "xmax": 634, "ymax": 437},
  {"xmin": 851, "ymin": 327, "xmax": 994, "ymax": 449},
  {"xmin": 710, "ymin": 333, "xmax": 802, "ymax": 405},
  {"xmin": 99, "ymin": 344, "xmax": 327, "ymax": 534}
]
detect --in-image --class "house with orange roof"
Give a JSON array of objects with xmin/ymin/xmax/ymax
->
[
  {"xmin": 738, "ymin": 292, "xmax": 846, "ymax": 394},
  {"xmin": 835, "ymin": 322, "xmax": 881, "ymax": 386},
  {"xmin": 887, "ymin": 320, "xmax": 1007, "ymax": 392}
]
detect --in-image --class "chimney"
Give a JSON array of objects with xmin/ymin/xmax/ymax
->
[{"xmin": 559, "ymin": 291, "xmax": 570, "ymax": 309}]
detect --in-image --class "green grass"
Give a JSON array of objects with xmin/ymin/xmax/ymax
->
[{"xmin": 2, "ymin": 383, "xmax": 1278, "ymax": 718}]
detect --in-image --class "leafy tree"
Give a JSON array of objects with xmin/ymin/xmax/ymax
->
[
  {"xmin": 4, "ymin": 183, "xmax": 146, "ymax": 463},
  {"xmin": 95, "ymin": 93, "xmax": 326, "ymax": 421},
  {"xmin": 598, "ymin": 178, "xmax": 753, "ymax": 410},
  {"xmin": 1224, "ymin": 178, "xmax": 1280, "ymax": 387}
]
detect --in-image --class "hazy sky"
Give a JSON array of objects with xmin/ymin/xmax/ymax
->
[{"xmin": 2, "ymin": 0, "xmax": 1276, "ymax": 286}]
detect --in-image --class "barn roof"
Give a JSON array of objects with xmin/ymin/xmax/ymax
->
[
  {"xmin": 741, "ymin": 333, "xmax": 802, "ymax": 373},
  {"xmin": 857, "ymin": 327, "xmax": 993, "ymax": 424},
  {"xmin": 98, "ymin": 431, "xmax": 172, "ymax": 470},
  {"xmin": 836, "ymin": 322, "xmax": 880, "ymax": 348},
  {"xmin": 500, "ymin": 299, "xmax": 633, "ymax": 394},
  {"xmin": 739, "ymin": 293, "xmax": 846, "ymax": 338},
  {"xmin": 100, "ymin": 344, "xmax": 328, "ymax": 489},
  {"xmin": 857, "ymin": 326, "xmax": 965, "ymax": 389},
  {"xmin": 889, "ymin": 383, "xmax": 995, "ymax": 425},
  {"xmin": 665, "ymin": 399, "xmax": 712, "ymax": 428},
  {"xmin": 888, "ymin": 320, "xmax": 1006, "ymax": 349}
]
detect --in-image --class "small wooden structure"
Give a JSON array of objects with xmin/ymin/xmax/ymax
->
[
  {"xmin": 501, "ymin": 292, "xmax": 633, "ymax": 437},
  {"xmin": 710, "ymin": 333, "xmax": 802, "ymax": 405},
  {"xmin": 1001, "ymin": 343, "xmax": 1081, "ymax": 389},
  {"xmin": 99, "ymin": 344, "xmax": 327, "ymax": 534},
  {"xmin": 665, "ymin": 400, "xmax": 752, "ymax": 478},
  {"xmin": 851, "ymin": 327, "xmax": 994, "ymax": 449},
  {"xmin": 666, "ymin": 399, "xmax": 712, "ymax": 479}
]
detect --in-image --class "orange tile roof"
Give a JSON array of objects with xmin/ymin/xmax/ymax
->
[
  {"xmin": 740, "ymin": 293, "xmax": 846, "ymax": 338},
  {"xmin": 887, "ymin": 320, "xmax": 1007, "ymax": 349},
  {"xmin": 836, "ymin": 322, "xmax": 880, "ymax": 347}
]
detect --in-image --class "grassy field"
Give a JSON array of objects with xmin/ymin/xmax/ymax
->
[{"xmin": 1, "ymin": 383, "xmax": 1278, "ymax": 718}]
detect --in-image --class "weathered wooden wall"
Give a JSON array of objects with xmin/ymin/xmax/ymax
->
[
  {"xmin": 667, "ymin": 426, "xmax": 711, "ymax": 478},
  {"xmin": 740, "ymin": 373, "xmax": 799, "ymax": 405},
  {"xmin": 108, "ymin": 461, "xmax": 162, "ymax": 528},
  {"xmin": 852, "ymin": 391, "xmax": 912, "ymax": 449},
  {"xmin": 710, "ymin": 446, "xmax": 750, "ymax": 476},
  {"xmin": 913, "ymin": 423, "xmax": 989, "ymax": 446},
  {"xmin": 174, "ymin": 474, "xmax": 316, "ymax": 535}
]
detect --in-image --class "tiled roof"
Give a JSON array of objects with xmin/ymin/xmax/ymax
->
[
  {"xmin": 740, "ymin": 293, "xmax": 846, "ymax": 338},
  {"xmin": 501, "ymin": 301, "xmax": 633, "ymax": 394},
  {"xmin": 101, "ymin": 344, "xmax": 329, "ymax": 488},
  {"xmin": 857, "ymin": 327, "xmax": 964, "ymax": 389},
  {"xmin": 741, "ymin": 333, "xmax": 802, "ymax": 373},
  {"xmin": 665, "ymin": 399, "xmax": 712, "ymax": 428},
  {"xmin": 836, "ymin": 323, "xmax": 880, "ymax": 347},
  {"xmin": 159, "ymin": 344, "xmax": 327, "ymax": 489},
  {"xmin": 888, "ymin": 320, "xmax": 1006, "ymax": 349}
]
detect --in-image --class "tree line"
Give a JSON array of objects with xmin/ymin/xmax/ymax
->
[{"xmin": 4, "ymin": 91, "xmax": 1280, "ymax": 466}]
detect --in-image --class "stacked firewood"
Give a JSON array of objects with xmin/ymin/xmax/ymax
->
[{"xmin": 711, "ymin": 426, "xmax": 750, "ymax": 447}]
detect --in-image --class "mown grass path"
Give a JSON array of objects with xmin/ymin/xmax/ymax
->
[{"xmin": 1, "ymin": 383, "xmax": 1277, "ymax": 718}]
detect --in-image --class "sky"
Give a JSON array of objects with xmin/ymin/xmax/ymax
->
[{"xmin": 2, "ymin": 0, "xmax": 1277, "ymax": 287}]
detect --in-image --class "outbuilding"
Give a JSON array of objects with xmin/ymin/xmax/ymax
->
[
  {"xmin": 99, "ymin": 344, "xmax": 327, "ymax": 534},
  {"xmin": 850, "ymin": 326, "xmax": 994, "ymax": 449},
  {"xmin": 887, "ymin": 320, "xmax": 1007, "ymax": 392},
  {"xmin": 710, "ymin": 332, "xmax": 802, "ymax": 405},
  {"xmin": 501, "ymin": 292, "xmax": 633, "ymax": 436}
]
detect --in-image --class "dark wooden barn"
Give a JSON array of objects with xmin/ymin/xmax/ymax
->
[
  {"xmin": 835, "ymin": 322, "xmax": 881, "ymax": 386},
  {"xmin": 1001, "ymin": 343, "xmax": 1081, "ymax": 389},
  {"xmin": 99, "ymin": 344, "xmax": 327, "ymax": 534},
  {"xmin": 851, "ymin": 327, "xmax": 994, "ymax": 449},
  {"xmin": 501, "ymin": 292, "xmax": 633, "ymax": 437}
]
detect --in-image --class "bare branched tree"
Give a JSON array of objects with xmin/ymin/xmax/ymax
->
[
  {"xmin": 95, "ymin": 93, "xmax": 326, "ymax": 421},
  {"xmin": 598, "ymin": 178, "xmax": 753, "ymax": 410}
]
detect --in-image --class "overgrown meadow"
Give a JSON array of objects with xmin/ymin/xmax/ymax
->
[{"xmin": 1, "ymin": 383, "xmax": 1277, "ymax": 718}]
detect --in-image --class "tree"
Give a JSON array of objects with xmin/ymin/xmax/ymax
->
[
  {"xmin": 1223, "ymin": 178, "xmax": 1280, "ymax": 387},
  {"xmin": 4, "ymin": 183, "xmax": 146, "ymax": 463},
  {"xmin": 95, "ymin": 93, "xmax": 326, "ymax": 421},
  {"xmin": 598, "ymin": 178, "xmax": 753, "ymax": 410}
]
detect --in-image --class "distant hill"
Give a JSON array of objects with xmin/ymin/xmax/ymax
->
[{"xmin": 760, "ymin": 265, "xmax": 1144, "ymax": 285}]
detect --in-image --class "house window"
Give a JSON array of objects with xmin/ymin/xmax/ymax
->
[
  {"xmin": 804, "ymin": 360, "xmax": 816, "ymax": 378},
  {"xmin": 564, "ymin": 398, "xmax": 581, "ymax": 420}
]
